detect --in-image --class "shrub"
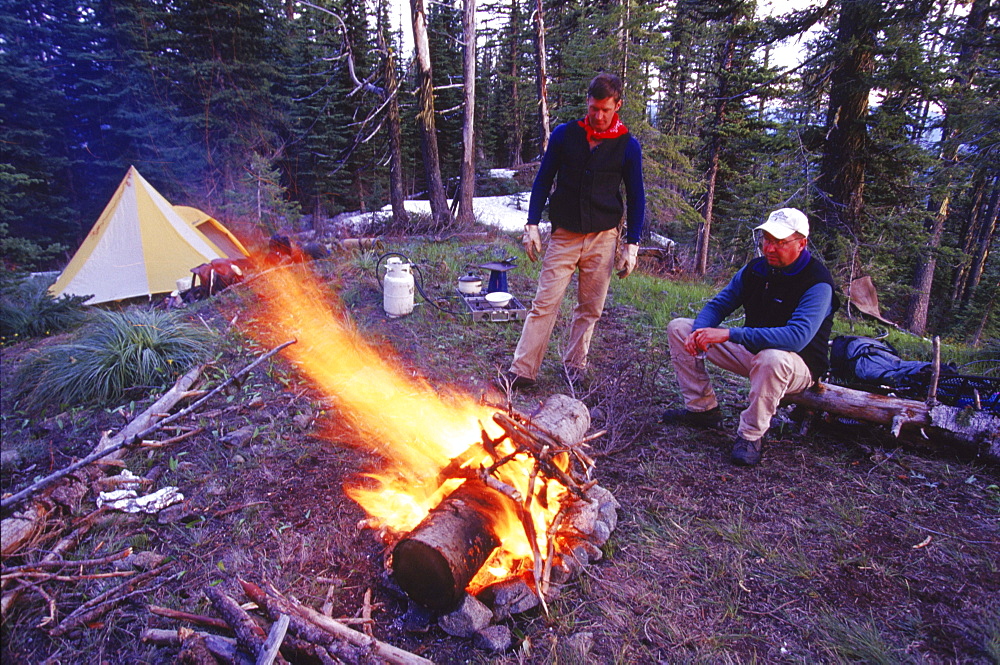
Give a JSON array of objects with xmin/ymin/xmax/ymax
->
[
  {"xmin": 0, "ymin": 277, "xmax": 89, "ymax": 344},
  {"xmin": 14, "ymin": 308, "xmax": 215, "ymax": 414}
]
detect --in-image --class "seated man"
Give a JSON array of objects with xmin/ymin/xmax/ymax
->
[{"xmin": 662, "ymin": 208, "xmax": 839, "ymax": 466}]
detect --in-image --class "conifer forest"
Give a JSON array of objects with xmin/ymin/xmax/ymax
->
[{"xmin": 2, "ymin": 0, "xmax": 998, "ymax": 342}]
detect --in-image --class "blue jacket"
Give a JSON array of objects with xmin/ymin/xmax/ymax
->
[{"xmin": 693, "ymin": 249, "xmax": 839, "ymax": 378}]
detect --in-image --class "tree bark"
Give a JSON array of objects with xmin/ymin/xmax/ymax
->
[
  {"xmin": 963, "ymin": 173, "xmax": 999, "ymax": 303},
  {"xmin": 410, "ymin": 0, "xmax": 452, "ymax": 227},
  {"xmin": 814, "ymin": 0, "xmax": 880, "ymax": 242},
  {"xmin": 507, "ymin": 0, "xmax": 524, "ymax": 167},
  {"xmin": 783, "ymin": 383, "xmax": 1000, "ymax": 461},
  {"xmin": 533, "ymin": 0, "xmax": 551, "ymax": 155},
  {"xmin": 696, "ymin": 13, "xmax": 736, "ymax": 277},
  {"xmin": 381, "ymin": 16, "xmax": 409, "ymax": 225},
  {"xmin": 904, "ymin": 0, "xmax": 991, "ymax": 334},
  {"xmin": 456, "ymin": 0, "xmax": 477, "ymax": 226}
]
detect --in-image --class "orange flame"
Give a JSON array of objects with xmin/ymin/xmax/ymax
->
[{"xmin": 246, "ymin": 266, "xmax": 566, "ymax": 582}]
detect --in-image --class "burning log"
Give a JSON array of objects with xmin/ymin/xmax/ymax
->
[
  {"xmin": 392, "ymin": 479, "xmax": 505, "ymax": 609},
  {"xmin": 390, "ymin": 394, "xmax": 615, "ymax": 614}
]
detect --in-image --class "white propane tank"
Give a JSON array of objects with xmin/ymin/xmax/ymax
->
[{"xmin": 383, "ymin": 257, "xmax": 415, "ymax": 317}]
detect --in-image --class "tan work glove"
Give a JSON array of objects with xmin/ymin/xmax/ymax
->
[
  {"xmin": 616, "ymin": 242, "xmax": 639, "ymax": 278},
  {"xmin": 523, "ymin": 224, "xmax": 543, "ymax": 262}
]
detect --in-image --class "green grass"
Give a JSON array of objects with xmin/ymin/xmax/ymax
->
[
  {"xmin": 13, "ymin": 308, "xmax": 215, "ymax": 413},
  {"xmin": 0, "ymin": 276, "xmax": 89, "ymax": 344},
  {"xmin": 816, "ymin": 613, "xmax": 900, "ymax": 664}
]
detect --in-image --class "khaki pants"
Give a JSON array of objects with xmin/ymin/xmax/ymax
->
[
  {"xmin": 667, "ymin": 318, "xmax": 814, "ymax": 441},
  {"xmin": 510, "ymin": 227, "xmax": 619, "ymax": 380}
]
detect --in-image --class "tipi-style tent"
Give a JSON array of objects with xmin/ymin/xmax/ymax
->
[
  {"xmin": 50, "ymin": 167, "xmax": 243, "ymax": 305},
  {"xmin": 172, "ymin": 205, "xmax": 250, "ymax": 260}
]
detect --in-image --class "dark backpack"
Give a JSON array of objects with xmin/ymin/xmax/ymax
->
[{"xmin": 829, "ymin": 336, "xmax": 949, "ymax": 394}]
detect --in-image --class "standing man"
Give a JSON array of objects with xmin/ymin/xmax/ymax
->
[
  {"xmin": 501, "ymin": 73, "xmax": 645, "ymax": 389},
  {"xmin": 661, "ymin": 208, "xmax": 839, "ymax": 466}
]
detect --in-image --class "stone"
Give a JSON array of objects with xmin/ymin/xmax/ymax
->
[
  {"xmin": 438, "ymin": 594, "xmax": 493, "ymax": 638},
  {"xmin": 220, "ymin": 425, "xmax": 255, "ymax": 447},
  {"xmin": 0, "ymin": 449, "xmax": 22, "ymax": 472},
  {"xmin": 157, "ymin": 501, "xmax": 197, "ymax": 524},
  {"xmin": 476, "ymin": 575, "xmax": 539, "ymax": 620},
  {"xmin": 114, "ymin": 550, "xmax": 167, "ymax": 571},
  {"xmin": 566, "ymin": 498, "xmax": 599, "ymax": 536},
  {"xmin": 592, "ymin": 519, "xmax": 612, "ymax": 545},
  {"xmin": 474, "ymin": 624, "xmax": 512, "ymax": 652}
]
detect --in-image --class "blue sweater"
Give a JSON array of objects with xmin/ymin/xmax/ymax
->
[
  {"xmin": 527, "ymin": 121, "xmax": 645, "ymax": 244},
  {"xmin": 693, "ymin": 250, "xmax": 835, "ymax": 354}
]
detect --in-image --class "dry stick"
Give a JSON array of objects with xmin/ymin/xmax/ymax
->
[
  {"xmin": 5, "ymin": 570, "xmax": 137, "ymax": 583},
  {"xmin": 242, "ymin": 579, "xmax": 433, "ymax": 665},
  {"xmin": 927, "ymin": 336, "xmax": 942, "ymax": 406},
  {"xmin": 494, "ymin": 413, "xmax": 587, "ymax": 498},
  {"xmin": 360, "ymin": 589, "xmax": 373, "ymax": 637},
  {"xmin": 2, "ymin": 547, "xmax": 133, "ymax": 574},
  {"xmin": 257, "ymin": 614, "xmax": 290, "ymax": 665},
  {"xmin": 13, "ymin": 578, "xmax": 58, "ymax": 628},
  {"xmin": 1, "ymin": 340, "xmax": 296, "ymax": 513},
  {"xmin": 0, "ymin": 509, "xmax": 107, "ymax": 616},
  {"xmin": 139, "ymin": 426, "xmax": 205, "ymax": 448},
  {"xmin": 147, "ymin": 604, "xmax": 231, "ymax": 631},
  {"xmin": 49, "ymin": 566, "xmax": 173, "ymax": 636},
  {"xmin": 204, "ymin": 585, "xmax": 267, "ymax": 657}
]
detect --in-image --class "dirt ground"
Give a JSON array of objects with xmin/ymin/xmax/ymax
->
[{"xmin": 2, "ymin": 243, "xmax": 998, "ymax": 664}]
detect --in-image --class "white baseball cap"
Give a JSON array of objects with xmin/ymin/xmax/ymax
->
[{"xmin": 755, "ymin": 208, "xmax": 809, "ymax": 239}]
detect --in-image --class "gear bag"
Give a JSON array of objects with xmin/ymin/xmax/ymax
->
[{"xmin": 829, "ymin": 335, "xmax": 999, "ymax": 414}]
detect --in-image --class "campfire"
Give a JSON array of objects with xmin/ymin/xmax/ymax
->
[{"xmin": 248, "ymin": 267, "xmax": 618, "ymax": 616}]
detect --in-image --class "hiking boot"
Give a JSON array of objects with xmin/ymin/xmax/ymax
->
[
  {"xmin": 730, "ymin": 435, "xmax": 763, "ymax": 466},
  {"xmin": 496, "ymin": 370, "xmax": 535, "ymax": 391},
  {"xmin": 660, "ymin": 406, "xmax": 722, "ymax": 428}
]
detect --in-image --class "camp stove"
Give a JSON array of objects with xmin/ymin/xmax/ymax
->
[{"xmin": 458, "ymin": 259, "xmax": 528, "ymax": 323}]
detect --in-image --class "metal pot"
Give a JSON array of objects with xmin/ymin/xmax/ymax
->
[{"xmin": 457, "ymin": 273, "xmax": 483, "ymax": 294}]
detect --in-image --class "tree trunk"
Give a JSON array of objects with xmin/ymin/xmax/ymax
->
[
  {"xmin": 508, "ymin": 0, "xmax": 524, "ymax": 168},
  {"xmin": 533, "ymin": 0, "xmax": 551, "ymax": 156},
  {"xmin": 381, "ymin": 20, "xmax": 409, "ymax": 225},
  {"xmin": 456, "ymin": 0, "xmax": 477, "ymax": 226},
  {"xmin": 410, "ymin": 0, "xmax": 452, "ymax": 227},
  {"xmin": 813, "ymin": 0, "xmax": 880, "ymax": 242},
  {"xmin": 904, "ymin": 0, "xmax": 991, "ymax": 334},
  {"xmin": 696, "ymin": 17, "xmax": 736, "ymax": 277},
  {"xmin": 949, "ymin": 174, "xmax": 987, "ymax": 302},
  {"xmin": 964, "ymin": 174, "xmax": 999, "ymax": 301}
]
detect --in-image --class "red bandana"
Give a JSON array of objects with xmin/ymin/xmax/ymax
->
[{"xmin": 579, "ymin": 113, "xmax": 628, "ymax": 142}]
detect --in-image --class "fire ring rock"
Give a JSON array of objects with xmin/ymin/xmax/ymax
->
[{"xmin": 438, "ymin": 594, "xmax": 493, "ymax": 637}]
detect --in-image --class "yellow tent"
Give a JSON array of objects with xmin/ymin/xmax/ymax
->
[
  {"xmin": 172, "ymin": 205, "xmax": 250, "ymax": 260},
  {"xmin": 50, "ymin": 167, "xmax": 232, "ymax": 305}
]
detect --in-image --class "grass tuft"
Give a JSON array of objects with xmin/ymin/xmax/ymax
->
[
  {"xmin": 816, "ymin": 613, "xmax": 899, "ymax": 664},
  {"xmin": 14, "ymin": 308, "xmax": 215, "ymax": 413},
  {"xmin": 0, "ymin": 277, "xmax": 89, "ymax": 344}
]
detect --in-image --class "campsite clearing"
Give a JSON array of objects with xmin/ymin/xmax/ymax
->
[{"xmin": 2, "ymin": 235, "xmax": 998, "ymax": 664}]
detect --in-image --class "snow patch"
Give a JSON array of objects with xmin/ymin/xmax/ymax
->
[{"xmin": 338, "ymin": 194, "xmax": 551, "ymax": 234}]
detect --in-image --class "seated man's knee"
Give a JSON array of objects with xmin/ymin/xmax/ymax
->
[
  {"xmin": 667, "ymin": 318, "xmax": 693, "ymax": 338},
  {"xmin": 753, "ymin": 349, "xmax": 794, "ymax": 375}
]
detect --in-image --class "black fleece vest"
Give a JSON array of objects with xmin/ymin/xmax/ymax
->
[
  {"xmin": 742, "ymin": 256, "xmax": 840, "ymax": 379},
  {"xmin": 547, "ymin": 122, "xmax": 629, "ymax": 234}
]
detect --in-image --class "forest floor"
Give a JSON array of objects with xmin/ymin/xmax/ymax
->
[{"xmin": 2, "ymin": 233, "xmax": 999, "ymax": 664}]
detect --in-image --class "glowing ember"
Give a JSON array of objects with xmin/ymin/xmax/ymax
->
[{"xmin": 246, "ymin": 266, "xmax": 570, "ymax": 587}]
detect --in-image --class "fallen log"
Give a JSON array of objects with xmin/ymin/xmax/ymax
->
[
  {"xmin": 142, "ymin": 628, "xmax": 239, "ymax": 663},
  {"xmin": 204, "ymin": 585, "xmax": 268, "ymax": 658},
  {"xmin": 783, "ymin": 382, "xmax": 1000, "ymax": 462}
]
